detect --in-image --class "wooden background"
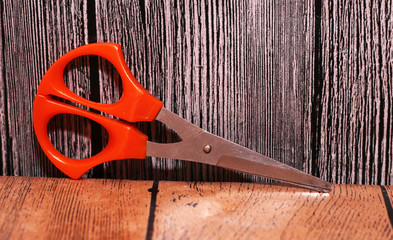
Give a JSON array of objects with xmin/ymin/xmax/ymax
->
[{"xmin": 0, "ymin": 0, "xmax": 392, "ymax": 185}]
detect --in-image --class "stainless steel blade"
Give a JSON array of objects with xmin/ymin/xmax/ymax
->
[{"xmin": 147, "ymin": 107, "xmax": 332, "ymax": 192}]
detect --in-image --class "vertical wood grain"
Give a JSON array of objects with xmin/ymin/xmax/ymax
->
[
  {"xmin": 1, "ymin": 0, "xmax": 392, "ymax": 184},
  {"xmin": 1, "ymin": 0, "xmax": 92, "ymax": 177},
  {"xmin": 0, "ymin": 1, "xmax": 5, "ymax": 175},
  {"xmin": 319, "ymin": 0, "xmax": 393, "ymax": 184},
  {"xmin": 94, "ymin": 0, "xmax": 317, "ymax": 182}
]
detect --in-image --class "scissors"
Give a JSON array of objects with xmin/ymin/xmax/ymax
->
[{"xmin": 33, "ymin": 43, "xmax": 331, "ymax": 192}]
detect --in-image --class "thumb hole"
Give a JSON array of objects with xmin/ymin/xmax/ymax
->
[{"xmin": 63, "ymin": 55, "xmax": 123, "ymax": 105}]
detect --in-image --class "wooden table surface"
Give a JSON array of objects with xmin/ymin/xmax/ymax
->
[{"xmin": 1, "ymin": 177, "xmax": 393, "ymax": 240}]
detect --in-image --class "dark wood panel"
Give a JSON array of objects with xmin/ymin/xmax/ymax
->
[
  {"xmin": 94, "ymin": 0, "xmax": 317, "ymax": 182},
  {"xmin": 0, "ymin": 0, "xmax": 391, "ymax": 184},
  {"xmin": 319, "ymin": 0, "xmax": 393, "ymax": 184},
  {"xmin": 0, "ymin": 2, "xmax": 5, "ymax": 175},
  {"xmin": 1, "ymin": 0, "xmax": 91, "ymax": 177},
  {"xmin": 0, "ymin": 0, "xmax": 4, "ymax": 175}
]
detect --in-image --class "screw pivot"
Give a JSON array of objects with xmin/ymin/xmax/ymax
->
[{"xmin": 203, "ymin": 144, "xmax": 212, "ymax": 153}]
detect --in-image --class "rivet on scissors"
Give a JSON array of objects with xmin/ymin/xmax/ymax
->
[{"xmin": 203, "ymin": 144, "xmax": 212, "ymax": 153}]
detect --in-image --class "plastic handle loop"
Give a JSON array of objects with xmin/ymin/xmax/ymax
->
[{"xmin": 33, "ymin": 43, "xmax": 163, "ymax": 179}]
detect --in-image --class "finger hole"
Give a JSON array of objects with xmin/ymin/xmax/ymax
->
[
  {"xmin": 47, "ymin": 113, "xmax": 109, "ymax": 160},
  {"xmin": 63, "ymin": 55, "xmax": 123, "ymax": 105}
]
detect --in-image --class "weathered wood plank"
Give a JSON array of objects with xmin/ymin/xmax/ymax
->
[
  {"xmin": 1, "ymin": 0, "xmax": 94, "ymax": 177},
  {"xmin": 153, "ymin": 182, "xmax": 393, "ymax": 239},
  {"xmin": 2, "ymin": 0, "xmax": 392, "ymax": 184},
  {"xmin": 0, "ymin": 177, "xmax": 152, "ymax": 239},
  {"xmin": 94, "ymin": 0, "xmax": 317, "ymax": 182},
  {"xmin": 319, "ymin": 0, "xmax": 393, "ymax": 184},
  {"xmin": 0, "ymin": 1, "xmax": 6, "ymax": 176},
  {"xmin": 2, "ymin": 177, "xmax": 391, "ymax": 239}
]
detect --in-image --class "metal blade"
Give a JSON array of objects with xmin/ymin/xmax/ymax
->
[
  {"xmin": 147, "ymin": 107, "xmax": 332, "ymax": 192},
  {"xmin": 214, "ymin": 144, "xmax": 332, "ymax": 193}
]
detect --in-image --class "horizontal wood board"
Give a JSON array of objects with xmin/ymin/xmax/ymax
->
[{"xmin": 1, "ymin": 177, "xmax": 393, "ymax": 239}]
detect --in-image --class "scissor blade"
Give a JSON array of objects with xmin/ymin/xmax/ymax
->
[
  {"xmin": 148, "ymin": 107, "xmax": 331, "ymax": 192},
  {"xmin": 215, "ymin": 146, "xmax": 332, "ymax": 193},
  {"xmin": 148, "ymin": 131, "xmax": 331, "ymax": 192},
  {"xmin": 194, "ymin": 131, "xmax": 331, "ymax": 192}
]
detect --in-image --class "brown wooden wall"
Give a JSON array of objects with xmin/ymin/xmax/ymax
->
[{"xmin": 0, "ymin": 0, "xmax": 392, "ymax": 184}]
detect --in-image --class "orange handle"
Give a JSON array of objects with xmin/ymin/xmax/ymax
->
[
  {"xmin": 36, "ymin": 43, "xmax": 163, "ymax": 122},
  {"xmin": 33, "ymin": 95, "xmax": 147, "ymax": 179},
  {"xmin": 33, "ymin": 43, "xmax": 163, "ymax": 179}
]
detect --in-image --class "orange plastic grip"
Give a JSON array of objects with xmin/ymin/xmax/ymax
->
[
  {"xmin": 33, "ymin": 95, "xmax": 148, "ymax": 179},
  {"xmin": 36, "ymin": 43, "xmax": 163, "ymax": 122},
  {"xmin": 33, "ymin": 43, "xmax": 163, "ymax": 179}
]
